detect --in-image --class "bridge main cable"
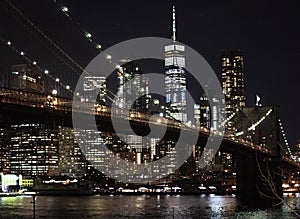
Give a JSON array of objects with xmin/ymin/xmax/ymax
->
[{"xmin": 0, "ymin": 0, "xmax": 127, "ymax": 105}]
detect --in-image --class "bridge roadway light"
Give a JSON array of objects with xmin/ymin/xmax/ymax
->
[
  {"xmin": 20, "ymin": 51, "xmax": 25, "ymax": 56},
  {"xmin": 7, "ymin": 41, "xmax": 11, "ymax": 45},
  {"xmin": 66, "ymin": 85, "xmax": 70, "ymax": 90}
]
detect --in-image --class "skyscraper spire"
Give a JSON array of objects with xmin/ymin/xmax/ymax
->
[{"xmin": 172, "ymin": 5, "xmax": 176, "ymax": 41}]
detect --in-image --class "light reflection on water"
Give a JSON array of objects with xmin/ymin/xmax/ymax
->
[{"xmin": 0, "ymin": 194, "xmax": 299, "ymax": 218}]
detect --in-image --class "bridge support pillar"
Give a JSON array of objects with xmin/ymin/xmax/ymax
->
[{"xmin": 235, "ymin": 151, "xmax": 282, "ymax": 207}]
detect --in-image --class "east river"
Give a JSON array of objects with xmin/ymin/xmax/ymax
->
[{"xmin": 0, "ymin": 194, "xmax": 299, "ymax": 218}]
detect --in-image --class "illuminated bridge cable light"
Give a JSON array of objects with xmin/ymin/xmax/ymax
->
[
  {"xmin": 85, "ymin": 32, "xmax": 92, "ymax": 38},
  {"xmin": 219, "ymin": 110, "xmax": 238, "ymax": 128},
  {"xmin": 278, "ymin": 119, "xmax": 293, "ymax": 158},
  {"xmin": 61, "ymin": 6, "xmax": 69, "ymax": 13},
  {"xmin": 235, "ymin": 131, "xmax": 244, "ymax": 137}
]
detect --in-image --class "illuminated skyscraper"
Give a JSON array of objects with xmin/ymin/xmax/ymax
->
[
  {"xmin": 165, "ymin": 6, "xmax": 187, "ymax": 122},
  {"xmin": 221, "ymin": 50, "xmax": 246, "ymax": 130}
]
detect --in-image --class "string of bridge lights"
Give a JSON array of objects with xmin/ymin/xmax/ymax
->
[
  {"xmin": 52, "ymin": 0, "xmax": 121, "ymax": 71},
  {"xmin": 278, "ymin": 118, "xmax": 293, "ymax": 158},
  {"xmin": 219, "ymin": 109, "xmax": 239, "ymax": 128},
  {"xmin": 0, "ymin": 35, "xmax": 73, "ymax": 96},
  {"xmin": 235, "ymin": 109, "xmax": 273, "ymax": 137}
]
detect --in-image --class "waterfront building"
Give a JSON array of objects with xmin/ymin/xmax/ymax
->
[{"xmin": 9, "ymin": 124, "xmax": 58, "ymax": 176}]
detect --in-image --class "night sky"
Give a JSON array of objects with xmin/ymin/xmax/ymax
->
[{"xmin": 0, "ymin": 0, "xmax": 299, "ymax": 146}]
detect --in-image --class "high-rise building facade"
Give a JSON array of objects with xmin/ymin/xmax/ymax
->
[
  {"xmin": 194, "ymin": 90, "xmax": 221, "ymax": 130},
  {"xmin": 221, "ymin": 50, "xmax": 246, "ymax": 130},
  {"xmin": 82, "ymin": 76, "xmax": 107, "ymax": 105},
  {"xmin": 0, "ymin": 128, "xmax": 10, "ymax": 173},
  {"xmin": 116, "ymin": 62, "xmax": 149, "ymax": 112},
  {"xmin": 57, "ymin": 127, "xmax": 86, "ymax": 177},
  {"xmin": 165, "ymin": 6, "xmax": 187, "ymax": 122},
  {"xmin": 9, "ymin": 124, "xmax": 58, "ymax": 176},
  {"xmin": 10, "ymin": 64, "xmax": 44, "ymax": 93},
  {"xmin": 219, "ymin": 50, "xmax": 245, "ymax": 185}
]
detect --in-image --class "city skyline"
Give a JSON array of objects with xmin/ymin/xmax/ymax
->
[
  {"xmin": 0, "ymin": 2, "xmax": 299, "ymax": 217},
  {"xmin": 0, "ymin": 0, "xmax": 298, "ymax": 146}
]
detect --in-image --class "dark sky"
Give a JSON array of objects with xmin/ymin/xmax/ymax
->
[{"xmin": 0, "ymin": 0, "xmax": 299, "ymax": 146}]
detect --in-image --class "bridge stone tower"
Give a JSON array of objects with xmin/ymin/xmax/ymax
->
[{"xmin": 233, "ymin": 105, "xmax": 282, "ymax": 205}]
